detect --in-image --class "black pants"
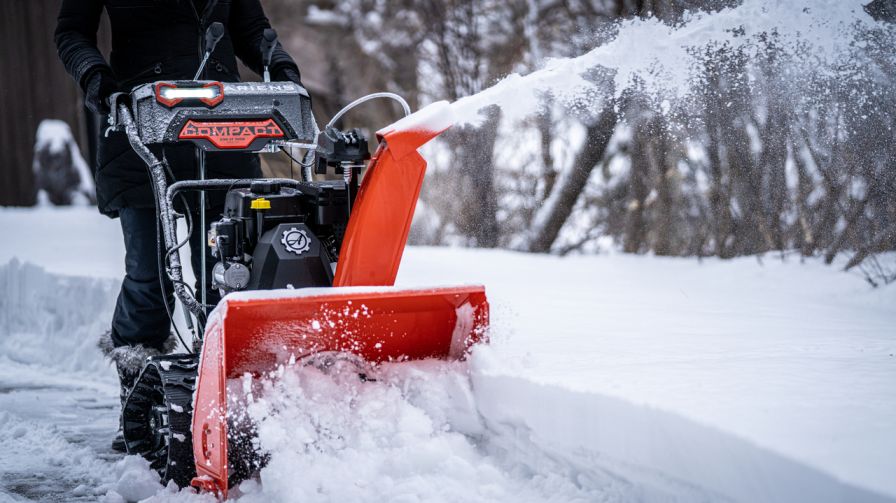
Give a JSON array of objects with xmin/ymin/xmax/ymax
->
[{"xmin": 110, "ymin": 206, "xmax": 222, "ymax": 349}]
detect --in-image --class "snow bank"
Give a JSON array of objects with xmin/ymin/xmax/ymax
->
[
  {"xmin": 99, "ymin": 457, "xmax": 168, "ymax": 503},
  {"xmin": 0, "ymin": 259, "xmax": 118, "ymax": 377},
  {"xmin": 229, "ymin": 360, "xmax": 622, "ymax": 502},
  {"xmin": 190, "ymin": 324, "xmax": 894, "ymax": 502},
  {"xmin": 399, "ymin": 247, "xmax": 896, "ymax": 498},
  {"xmin": 0, "ymin": 207, "xmax": 123, "ymax": 278},
  {"xmin": 471, "ymin": 350, "xmax": 892, "ymax": 503}
]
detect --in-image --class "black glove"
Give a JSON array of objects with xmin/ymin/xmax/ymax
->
[
  {"xmin": 272, "ymin": 66, "xmax": 303, "ymax": 86},
  {"xmin": 272, "ymin": 66, "xmax": 312, "ymax": 108},
  {"xmin": 84, "ymin": 68, "xmax": 119, "ymax": 115}
]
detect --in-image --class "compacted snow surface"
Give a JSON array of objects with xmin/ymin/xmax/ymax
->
[{"xmin": 0, "ymin": 207, "xmax": 894, "ymax": 503}]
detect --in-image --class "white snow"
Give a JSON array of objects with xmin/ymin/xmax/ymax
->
[
  {"xmin": 0, "ymin": 207, "xmax": 123, "ymax": 277},
  {"xmin": 34, "ymin": 120, "xmax": 75, "ymax": 156},
  {"xmin": 379, "ymin": 100, "xmax": 456, "ymax": 136},
  {"xmin": 305, "ymin": 5, "xmax": 348, "ymax": 28},
  {"xmin": 0, "ymin": 206, "xmax": 894, "ymax": 502},
  {"xmin": 229, "ymin": 361, "xmax": 607, "ymax": 502},
  {"xmin": 100, "ymin": 456, "xmax": 165, "ymax": 503},
  {"xmin": 0, "ymin": 258, "xmax": 119, "ymax": 377},
  {"xmin": 1, "ymin": 3, "xmax": 893, "ymax": 500},
  {"xmin": 416, "ymin": 248, "xmax": 896, "ymax": 491},
  {"xmin": 446, "ymin": 0, "xmax": 876, "ymax": 126}
]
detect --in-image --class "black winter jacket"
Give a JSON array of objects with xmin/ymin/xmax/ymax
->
[{"xmin": 55, "ymin": 0, "xmax": 303, "ymax": 217}]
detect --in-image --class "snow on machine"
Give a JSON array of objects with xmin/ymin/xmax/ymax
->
[{"xmin": 107, "ymin": 24, "xmax": 489, "ymax": 496}]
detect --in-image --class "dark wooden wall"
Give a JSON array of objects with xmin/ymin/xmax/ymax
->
[
  {"xmin": 0, "ymin": 0, "xmax": 343, "ymax": 204},
  {"xmin": 0, "ymin": 0, "xmax": 94, "ymax": 206}
]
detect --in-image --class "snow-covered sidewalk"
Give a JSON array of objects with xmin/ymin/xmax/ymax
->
[{"xmin": 1, "ymin": 207, "xmax": 894, "ymax": 502}]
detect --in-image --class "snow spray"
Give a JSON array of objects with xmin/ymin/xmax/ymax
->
[{"xmin": 405, "ymin": 0, "xmax": 883, "ymax": 128}]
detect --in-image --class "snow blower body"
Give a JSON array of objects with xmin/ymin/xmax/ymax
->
[{"xmin": 109, "ymin": 26, "xmax": 488, "ymax": 497}]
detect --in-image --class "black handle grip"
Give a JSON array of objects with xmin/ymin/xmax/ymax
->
[
  {"xmin": 260, "ymin": 28, "xmax": 278, "ymax": 67},
  {"xmin": 205, "ymin": 22, "xmax": 226, "ymax": 54}
]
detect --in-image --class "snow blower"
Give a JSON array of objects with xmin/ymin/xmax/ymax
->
[{"xmin": 107, "ymin": 24, "xmax": 488, "ymax": 496}]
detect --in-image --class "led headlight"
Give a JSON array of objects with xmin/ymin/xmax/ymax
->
[{"xmin": 154, "ymin": 82, "xmax": 224, "ymax": 107}]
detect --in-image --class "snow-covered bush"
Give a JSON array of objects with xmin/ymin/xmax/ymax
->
[{"xmin": 32, "ymin": 119, "xmax": 95, "ymax": 206}]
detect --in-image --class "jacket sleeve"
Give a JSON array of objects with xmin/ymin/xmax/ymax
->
[
  {"xmin": 55, "ymin": 0, "xmax": 110, "ymax": 90},
  {"xmin": 229, "ymin": 0, "xmax": 301, "ymax": 79}
]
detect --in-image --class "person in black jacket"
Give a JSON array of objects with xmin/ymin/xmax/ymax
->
[{"xmin": 55, "ymin": 0, "xmax": 308, "ymax": 451}]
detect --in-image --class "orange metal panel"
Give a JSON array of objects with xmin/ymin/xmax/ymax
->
[
  {"xmin": 333, "ymin": 127, "xmax": 450, "ymax": 287},
  {"xmin": 191, "ymin": 314, "xmax": 228, "ymax": 496},
  {"xmin": 190, "ymin": 286, "xmax": 489, "ymax": 497}
]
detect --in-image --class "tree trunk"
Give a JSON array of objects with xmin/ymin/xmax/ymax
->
[
  {"xmin": 527, "ymin": 104, "xmax": 617, "ymax": 253},
  {"xmin": 791, "ymin": 137, "xmax": 817, "ymax": 256},
  {"xmin": 706, "ymin": 122, "xmax": 733, "ymax": 258},
  {"xmin": 652, "ymin": 127, "xmax": 677, "ymax": 256}
]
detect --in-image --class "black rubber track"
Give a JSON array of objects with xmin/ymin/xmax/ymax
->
[
  {"xmin": 121, "ymin": 352, "xmax": 366, "ymax": 489},
  {"xmin": 122, "ymin": 354, "xmax": 199, "ymax": 487}
]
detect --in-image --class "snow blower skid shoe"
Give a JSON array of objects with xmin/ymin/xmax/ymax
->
[{"xmin": 112, "ymin": 25, "xmax": 487, "ymax": 498}]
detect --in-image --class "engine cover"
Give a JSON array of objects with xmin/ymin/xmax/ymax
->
[
  {"xmin": 247, "ymin": 223, "xmax": 333, "ymax": 290},
  {"xmin": 127, "ymin": 80, "xmax": 315, "ymax": 151}
]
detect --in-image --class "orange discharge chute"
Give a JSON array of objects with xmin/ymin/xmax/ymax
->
[{"xmin": 190, "ymin": 105, "xmax": 490, "ymax": 496}]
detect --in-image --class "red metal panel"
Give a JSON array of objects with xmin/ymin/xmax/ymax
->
[
  {"xmin": 191, "ymin": 314, "xmax": 228, "ymax": 495},
  {"xmin": 178, "ymin": 119, "xmax": 284, "ymax": 149},
  {"xmin": 190, "ymin": 286, "xmax": 489, "ymax": 497},
  {"xmin": 333, "ymin": 127, "xmax": 450, "ymax": 287}
]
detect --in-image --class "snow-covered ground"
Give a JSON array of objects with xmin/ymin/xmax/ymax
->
[{"xmin": 0, "ymin": 207, "xmax": 894, "ymax": 503}]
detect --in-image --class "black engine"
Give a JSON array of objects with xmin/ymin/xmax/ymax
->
[
  {"xmin": 209, "ymin": 179, "xmax": 349, "ymax": 294},
  {"xmin": 208, "ymin": 128, "xmax": 370, "ymax": 295}
]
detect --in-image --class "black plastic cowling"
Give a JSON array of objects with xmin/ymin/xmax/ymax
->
[{"xmin": 315, "ymin": 127, "xmax": 371, "ymax": 175}]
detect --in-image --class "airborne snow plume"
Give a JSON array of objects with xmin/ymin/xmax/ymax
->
[
  {"xmin": 469, "ymin": 0, "xmax": 876, "ymax": 122},
  {"xmin": 398, "ymin": 0, "xmax": 882, "ymax": 128}
]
